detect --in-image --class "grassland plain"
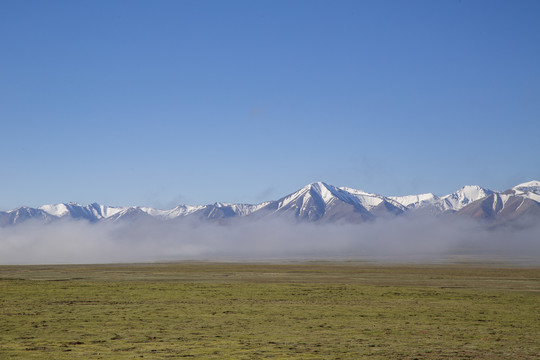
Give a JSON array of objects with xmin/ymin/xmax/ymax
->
[{"xmin": 1, "ymin": 262, "xmax": 539, "ymax": 359}]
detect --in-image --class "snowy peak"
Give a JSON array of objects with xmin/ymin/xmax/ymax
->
[
  {"xmin": 389, "ymin": 185, "xmax": 494, "ymax": 212},
  {"xmin": 272, "ymin": 182, "xmax": 330, "ymax": 215},
  {"xmin": 139, "ymin": 205, "xmax": 205, "ymax": 219},
  {"xmin": 38, "ymin": 202, "xmax": 128, "ymax": 220},
  {"xmin": 508, "ymin": 180, "xmax": 540, "ymax": 203},
  {"xmin": 266, "ymin": 182, "xmax": 396, "ymax": 222},
  {"xmin": 512, "ymin": 180, "xmax": 540, "ymax": 195},
  {"xmin": 389, "ymin": 193, "xmax": 438, "ymax": 209},
  {"xmin": 441, "ymin": 185, "xmax": 494, "ymax": 211},
  {"xmin": 307, "ymin": 182, "xmax": 338, "ymax": 203},
  {"xmin": 455, "ymin": 180, "xmax": 540, "ymax": 221},
  {"xmin": 449, "ymin": 185, "xmax": 493, "ymax": 200},
  {"xmin": 38, "ymin": 203, "xmax": 70, "ymax": 217},
  {"xmin": 275, "ymin": 182, "xmax": 334, "ymax": 210},
  {"xmin": 288, "ymin": 182, "xmax": 404, "ymax": 212}
]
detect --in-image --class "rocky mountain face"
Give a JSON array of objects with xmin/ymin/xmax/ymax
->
[{"xmin": 2, "ymin": 181, "xmax": 539, "ymax": 226}]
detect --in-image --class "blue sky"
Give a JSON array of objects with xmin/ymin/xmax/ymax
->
[{"xmin": 1, "ymin": 0, "xmax": 539, "ymax": 209}]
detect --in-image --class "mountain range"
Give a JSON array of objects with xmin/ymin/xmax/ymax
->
[{"xmin": 2, "ymin": 181, "xmax": 540, "ymax": 226}]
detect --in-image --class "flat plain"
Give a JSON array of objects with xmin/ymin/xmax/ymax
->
[{"xmin": 1, "ymin": 262, "xmax": 539, "ymax": 359}]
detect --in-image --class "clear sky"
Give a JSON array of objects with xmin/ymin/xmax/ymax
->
[{"xmin": 1, "ymin": 0, "xmax": 539, "ymax": 210}]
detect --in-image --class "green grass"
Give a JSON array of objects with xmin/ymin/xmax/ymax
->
[{"xmin": 1, "ymin": 262, "xmax": 539, "ymax": 359}]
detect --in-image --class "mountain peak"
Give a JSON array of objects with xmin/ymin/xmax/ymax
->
[
  {"xmin": 389, "ymin": 193, "xmax": 437, "ymax": 208},
  {"xmin": 509, "ymin": 180, "xmax": 540, "ymax": 203},
  {"xmin": 303, "ymin": 182, "xmax": 338, "ymax": 204},
  {"xmin": 39, "ymin": 203, "xmax": 70, "ymax": 217},
  {"xmin": 453, "ymin": 185, "xmax": 492, "ymax": 196},
  {"xmin": 441, "ymin": 185, "xmax": 493, "ymax": 211},
  {"xmin": 213, "ymin": 202, "xmax": 230, "ymax": 207},
  {"xmin": 460, "ymin": 184, "xmax": 482, "ymax": 189},
  {"xmin": 456, "ymin": 185, "xmax": 489, "ymax": 193},
  {"xmin": 305, "ymin": 181, "xmax": 332, "ymax": 190},
  {"xmin": 512, "ymin": 180, "xmax": 540, "ymax": 192}
]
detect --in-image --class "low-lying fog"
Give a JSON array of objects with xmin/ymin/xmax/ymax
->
[{"xmin": 1, "ymin": 217, "xmax": 539, "ymax": 265}]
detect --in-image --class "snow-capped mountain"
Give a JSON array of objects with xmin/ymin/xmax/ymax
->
[
  {"xmin": 457, "ymin": 181, "xmax": 540, "ymax": 221},
  {"xmin": 510, "ymin": 180, "xmax": 540, "ymax": 202},
  {"xmin": 390, "ymin": 185, "xmax": 494, "ymax": 213},
  {"xmin": 28, "ymin": 202, "xmax": 268, "ymax": 224},
  {"xmin": 1, "ymin": 181, "xmax": 539, "ymax": 226},
  {"xmin": 0, "ymin": 206, "xmax": 53, "ymax": 226},
  {"xmin": 253, "ymin": 182, "xmax": 404, "ymax": 222},
  {"xmin": 388, "ymin": 193, "xmax": 438, "ymax": 209}
]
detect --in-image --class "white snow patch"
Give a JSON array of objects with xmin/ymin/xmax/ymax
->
[
  {"xmin": 39, "ymin": 204, "xmax": 69, "ymax": 217},
  {"xmin": 389, "ymin": 193, "xmax": 437, "ymax": 208},
  {"xmin": 512, "ymin": 180, "xmax": 540, "ymax": 193}
]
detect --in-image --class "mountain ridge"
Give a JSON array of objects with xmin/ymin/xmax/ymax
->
[{"xmin": 2, "ymin": 180, "xmax": 539, "ymax": 226}]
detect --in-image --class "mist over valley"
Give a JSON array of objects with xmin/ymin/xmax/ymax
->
[{"xmin": 2, "ymin": 181, "xmax": 539, "ymax": 265}]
